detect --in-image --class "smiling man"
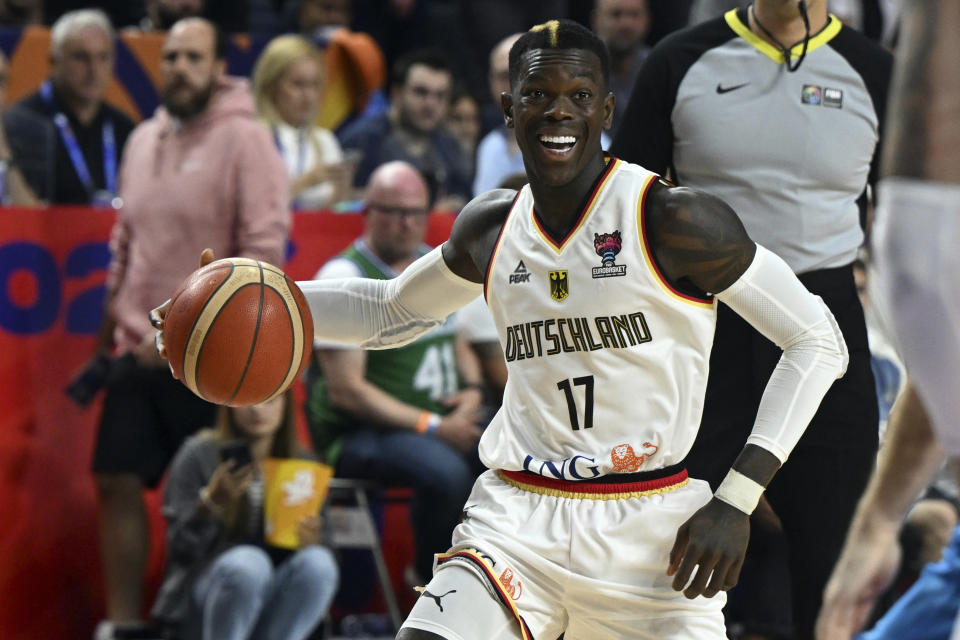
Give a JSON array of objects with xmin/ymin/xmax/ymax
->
[
  {"xmin": 158, "ymin": 18, "xmax": 847, "ymax": 640},
  {"xmin": 288, "ymin": 19, "xmax": 848, "ymax": 639}
]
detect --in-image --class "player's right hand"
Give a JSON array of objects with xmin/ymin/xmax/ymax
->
[
  {"xmin": 815, "ymin": 517, "xmax": 901, "ymax": 640},
  {"xmin": 149, "ymin": 248, "xmax": 216, "ymax": 362}
]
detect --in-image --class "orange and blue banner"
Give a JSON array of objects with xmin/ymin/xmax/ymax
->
[{"xmin": 0, "ymin": 25, "xmax": 385, "ymax": 131}]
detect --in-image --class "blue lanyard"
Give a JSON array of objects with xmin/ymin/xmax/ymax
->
[
  {"xmin": 272, "ymin": 126, "xmax": 307, "ymax": 177},
  {"xmin": 41, "ymin": 81, "xmax": 117, "ymax": 197}
]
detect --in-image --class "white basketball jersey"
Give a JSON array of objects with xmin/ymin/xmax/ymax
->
[{"xmin": 480, "ymin": 159, "xmax": 718, "ymax": 479}]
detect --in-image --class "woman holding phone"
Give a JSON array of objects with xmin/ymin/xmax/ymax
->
[{"xmin": 151, "ymin": 391, "xmax": 339, "ymax": 640}]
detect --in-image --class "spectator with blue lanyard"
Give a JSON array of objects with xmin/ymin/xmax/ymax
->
[{"xmin": 7, "ymin": 9, "xmax": 134, "ymax": 206}]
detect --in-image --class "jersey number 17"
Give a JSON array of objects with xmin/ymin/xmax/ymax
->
[{"xmin": 557, "ymin": 375, "xmax": 594, "ymax": 430}]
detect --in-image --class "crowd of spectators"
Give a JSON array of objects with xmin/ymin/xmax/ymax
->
[{"xmin": 0, "ymin": 0, "xmax": 667, "ymax": 211}]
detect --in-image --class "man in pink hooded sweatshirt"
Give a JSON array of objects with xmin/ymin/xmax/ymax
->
[{"xmin": 77, "ymin": 17, "xmax": 290, "ymax": 639}]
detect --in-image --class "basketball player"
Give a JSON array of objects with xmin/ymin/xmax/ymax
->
[
  {"xmin": 817, "ymin": 1, "xmax": 960, "ymax": 637},
  {"xmin": 157, "ymin": 19, "xmax": 847, "ymax": 639}
]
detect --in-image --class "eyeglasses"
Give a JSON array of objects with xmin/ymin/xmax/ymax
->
[{"xmin": 368, "ymin": 203, "xmax": 429, "ymax": 218}]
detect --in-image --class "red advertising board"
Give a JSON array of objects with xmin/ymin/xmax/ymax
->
[{"xmin": 0, "ymin": 207, "xmax": 455, "ymax": 639}]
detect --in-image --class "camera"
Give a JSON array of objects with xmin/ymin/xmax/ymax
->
[{"xmin": 65, "ymin": 353, "xmax": 113, "ymax": 407}]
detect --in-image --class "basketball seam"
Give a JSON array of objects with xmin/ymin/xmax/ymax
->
[
  {"xmin": 226, "ymin": 261, "xmax": 266, "ymax": 406},
  {"xmin": 263, "ymin": 272, "xmax": 305, "ymax": 402},
  {"xmin": 184, "ymin": 266, "xmax": 263, "ymax": 398},
  {"xmin": 181, "ymin": 262, "xmax": 235, "ymax": 394},
  {"xmin": 260, "ymin": 279, "xmax": 298, "ymax": 403}
]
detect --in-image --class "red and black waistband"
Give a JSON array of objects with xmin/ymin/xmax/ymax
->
[{"xmin": 498, "ymin": 462, "xmax": 689, "ymax": 500}]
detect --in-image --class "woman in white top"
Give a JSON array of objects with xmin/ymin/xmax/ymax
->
[{"xmin": 252, "ymin": 35, "xmax": 354, "ymax": 210}]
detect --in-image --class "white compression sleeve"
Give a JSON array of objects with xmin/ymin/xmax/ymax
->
[
  {"xmin": 296, "ymin": 245, "xmax": 483, "ymax": 349},
  {"xmin": 715, "ymin": 244, "xmax": 849, "ymax": 463}
]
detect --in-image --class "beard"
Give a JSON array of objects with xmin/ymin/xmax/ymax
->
[
  {"xmin": 396, "ymin": 106, "xmax": 438, "ymax": 136},
  {"xmin": 162, "ymin": 80, "xmax": 215, "ymax": 120}
]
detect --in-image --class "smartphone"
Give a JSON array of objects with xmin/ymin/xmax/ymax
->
[{"xmin": 219, "ymin": 440, "xmax": 253, "ymax": 468}]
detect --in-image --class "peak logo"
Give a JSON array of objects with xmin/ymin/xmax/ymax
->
[{"xmin": 509, "ymin": 260, "xmax": 530, "ymax": 284}]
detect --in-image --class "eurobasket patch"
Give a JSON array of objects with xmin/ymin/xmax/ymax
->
[{"xmin": 592, "ymin": 231, "xmax": 627, "ymax": 278}]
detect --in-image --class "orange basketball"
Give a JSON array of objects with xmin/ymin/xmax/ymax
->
[{"xmin": 164, "ymin": 258, "xmax": 314, "ymax": 407}]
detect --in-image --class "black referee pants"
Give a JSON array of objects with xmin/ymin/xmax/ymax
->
[{"xmin": 687, "ymin": 263, "xmax": 879, "ymax": 639}]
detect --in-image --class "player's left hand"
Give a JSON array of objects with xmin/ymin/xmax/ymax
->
[
  {"xmin": 667, "ymin": 497, "xmax": 749, "ymax": 599},
  {"xmin": 149, "ymin": 248, "xmax": 216, "ymax": 362}
]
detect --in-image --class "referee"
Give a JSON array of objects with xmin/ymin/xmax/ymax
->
[{"xmin": 612, "ymin": 1, "xmax": 891, "ymax": 636}]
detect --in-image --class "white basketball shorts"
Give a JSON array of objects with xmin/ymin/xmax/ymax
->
[{"xmin": 400, "ymin": 467, "xmax": 727, "ymax": 640}]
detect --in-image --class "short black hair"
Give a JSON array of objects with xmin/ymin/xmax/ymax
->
[
  {"xmin": 390, "ymin": 48, "xmax": 451, "ymax": 90},
  {"xmin": 508, "ymin": 19, "xmax": 610, "ymax": 89}
]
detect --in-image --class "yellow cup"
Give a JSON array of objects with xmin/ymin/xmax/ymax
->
[{"xmin": 262, "ymin": 458, "xmax": 334, "ymax": 549}]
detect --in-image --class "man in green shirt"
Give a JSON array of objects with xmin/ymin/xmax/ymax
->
[{"xmin": 307, "ymin": 161, "xmax": 485, "ymax": 582}]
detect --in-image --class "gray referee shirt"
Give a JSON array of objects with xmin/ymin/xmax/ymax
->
[{"xmin": 612, "ymin": 8, "xmax": 892, "ymax": 274}]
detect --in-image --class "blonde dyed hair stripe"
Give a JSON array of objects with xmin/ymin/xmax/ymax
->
[
  {"xmin": 529, "ymin": 19, "xmax": 560, "ymax": 47},
  {"xmin": 183, "ymin": 259, "xmax": 305, "ymax": 405}
]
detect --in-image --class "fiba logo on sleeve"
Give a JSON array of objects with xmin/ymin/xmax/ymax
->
[
  {"xmin": 801, "ymin": 84, "xmax": 843, "ymax": 108},
  {"xmin": 592, "ymin": 230, "xmax": 627, "ymax": 278}
]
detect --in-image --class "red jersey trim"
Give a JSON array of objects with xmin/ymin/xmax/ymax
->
[
  {"xmin": 531, "ymin": 157, "xmax": 621, "ymax": 254},
  {"xmin": 483, "ymin": 190, "xmax": 523, "ymax": 302},
  {"xmin": 636, "ymin": 176, "xmax": 715, "ymax": 307},
  {"xmin": 499, "ymin": 468, "xmax": 689, "ymax": 500}
]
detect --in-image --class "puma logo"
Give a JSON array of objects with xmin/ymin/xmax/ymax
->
[{"xmin": 421, "ymin": 589, "xmax": 457, "ymax": 612}]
